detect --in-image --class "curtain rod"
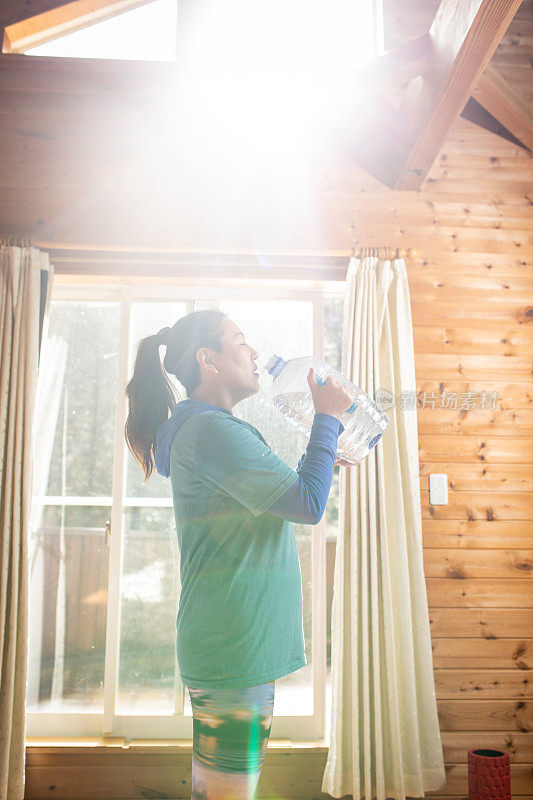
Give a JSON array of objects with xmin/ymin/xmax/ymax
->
[
  {"xmin": 0, "ymin": 238, "xmax": 416, "ymax": 261},
  {"xmin": 352, "ymin": 247, "xmax": 416, "ymax": 259},
  {"xmin": 0, "ymin": 235, "xmax": 34, "ymax": 247}
]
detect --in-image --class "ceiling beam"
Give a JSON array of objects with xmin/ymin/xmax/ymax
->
[
  {"xmin": 0, "ymin": 52, "xmax": 174, "ymax": 94},
  {"xmin": 324, "ymin": 36, "xmax": 432, "ymax": 186},
  {"xmin": 349, "ymin": 33, "xmax": 432, "ymax": 93},
  {"xmin": 472, "ymin": 63, "xmax": 533, "ymax": 152},
  {"xmin": 391, "ymin": 0, "xmax": 523, "ymax": 190},
  {"xmin": 1, "ymin": 0, "xmax": 152, "ymax": 52}
]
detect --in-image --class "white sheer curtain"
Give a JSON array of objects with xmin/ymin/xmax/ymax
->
[
  {"xmin": 28, "ymin": 333, "xmax": 68, "ymax": 709},
  {"xmin": 322, "ymin": 256, "xmax": 446, "ymax": 799},
  {"xmin": 0, "ymin": 243, "xmax": 54, "ymax": 800}
]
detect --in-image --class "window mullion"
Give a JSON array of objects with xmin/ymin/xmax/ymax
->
[
  {"xmin": 311, "ymin": 291, "xmax": 326, "ymax": 738},
  {"xmin": 102, "ymin": 286, "xmax": 132, "ymax": 735}
]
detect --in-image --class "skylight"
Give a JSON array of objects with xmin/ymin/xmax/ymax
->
[
  {"xmin": 171, "ymin": 0, "xmax": 384, "ymax": 160},
  {"xmin": 25, "ymin": 0, "xmax": 177, "ymax": 61},
  {"xmin": 23, "ymin": 0, "xmax": 382, "ymax": 70}
]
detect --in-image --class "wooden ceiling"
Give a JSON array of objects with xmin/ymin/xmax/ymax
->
[
  {"xmin": 384, "ymin": 0, "xmax": 533, "ymax": 117},
  {"xmin": 0, "ymin": 0, "xmax": 532, "ymax": 254}
]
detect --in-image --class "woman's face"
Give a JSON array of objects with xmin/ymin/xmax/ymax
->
[{"xmin": 198, "ymin": 316, "xmax": 260, "ymax": 404}]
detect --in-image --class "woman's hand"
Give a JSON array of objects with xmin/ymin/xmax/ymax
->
[
  {"xmin": 307, "ymin": 367, "xmax": 354, "ymax": 419},
  {"xmin": 334, "ymin": 457, "xmax": 355, "ymax": 467}
]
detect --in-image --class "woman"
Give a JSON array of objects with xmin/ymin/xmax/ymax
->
[{"xmin": 124, "ymin": 308, "xmax": 352, "ymax": 800}]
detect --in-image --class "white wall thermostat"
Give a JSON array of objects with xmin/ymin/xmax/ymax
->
[{"xmin": 429, "ymin": 473, "xmax": 448, "ymax": 505}]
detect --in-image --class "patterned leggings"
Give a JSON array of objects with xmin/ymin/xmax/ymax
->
[{"xmin": 188, "ymin": 680, "xmax": 275, "ymax": 800}]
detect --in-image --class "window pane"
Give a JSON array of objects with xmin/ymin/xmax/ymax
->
[
  {"xmin": 36, "ymin": 300, "xmax": 121, "ymax": 498},
  {"xmin": 29, "ymin": 299, "xmax": 120, "ymax": 713},
  {"xmin": 218, "ymin": 299, "xmax": 314, "ymax": 715},
  {"xmin": 117, "ymin": 506, "xmax": 180, "ymax": 714},
  {"xmin": 324, "ymin": 295, "xmax": 343, "ymax": 373},
  {"xmin": 193, "ymin": 298, "xmax": 219, "ymax": 311},
  {"xmin": 120, "ymin": 301, "xmax": 186, "ymax": 714},
  {"xmin": 27, "ymin": 504, "xmax": 111, "ymax": 711}
]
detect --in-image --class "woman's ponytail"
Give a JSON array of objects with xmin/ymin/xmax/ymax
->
[
  {"xmin": 124, "ymin": 308, "xmax": 226, "ymax": 481},
  {"xmin": 124, "ymin": 326, "xmax": 177, "ymax": 481}
]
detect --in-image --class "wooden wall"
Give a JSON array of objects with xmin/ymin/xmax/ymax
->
[{"xmin": 2, "ymin": 6, "xmax": 532, "ymax": 798}]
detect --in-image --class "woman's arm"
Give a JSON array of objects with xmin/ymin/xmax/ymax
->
[{"xmin": 265, "ymin": 414, "xmax": 344, "ymax": 525}]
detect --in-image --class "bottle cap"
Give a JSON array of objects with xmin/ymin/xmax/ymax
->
[{"xmin": 258, "ymin": 354, "xmax": 286, "ymax": 379}]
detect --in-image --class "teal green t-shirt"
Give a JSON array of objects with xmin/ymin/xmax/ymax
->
[{"xmin": 169, "ymin": 409, "xmax": 306, "ymax": 689}]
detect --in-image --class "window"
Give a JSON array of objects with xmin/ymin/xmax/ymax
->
[
  {"xmin": 19, "ymin": 0, "xmax": 382, "ymax": 71},
  {"xmin": 22, "ymin": 0, "xmax": 177, "ymax": 61},
  {"xmin": 28, "ymin": 283, "xmax": 344, "ymax": 740}
]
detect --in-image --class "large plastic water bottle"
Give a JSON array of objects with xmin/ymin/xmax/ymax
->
[{"xmin": 259, "ymin": 354, "xmax": 389, "ymax": 464}]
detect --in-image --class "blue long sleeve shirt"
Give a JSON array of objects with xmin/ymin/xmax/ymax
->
[
  {"xmin": 155, "ymin": 398, "xmax": 344, "ymax": 528},
  {"xmin": 265, "ymin": 413, "xmax": 344, "ymax": 525}
]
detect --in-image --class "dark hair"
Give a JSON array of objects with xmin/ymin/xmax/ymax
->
[{"xmin": 124, "ymin": 308, "xmax": 227, "ymax": 481}]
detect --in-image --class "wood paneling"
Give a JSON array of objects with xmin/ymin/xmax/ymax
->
[
  {"xmin": 0, "ymin": 53, "xmax": 532, "ymax": 252},
  {"xmin": 0, "ymin": 0, "xmax": 74, "ymax": 29},
  {"xmin": 491, "ymin": 0, "xmax": 533, "ymax": 106},
  {"xmin": 21, "ymin": 740, "xmax": 533, "ymax": 799},
  {"xmin": 474, "ymin": 64, "xmax": 533, "ymax": 151}
]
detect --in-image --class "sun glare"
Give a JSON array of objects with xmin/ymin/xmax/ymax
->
[
  {"xmin": 23, "ymin": 0, "xmax": 384, "ymax": 232},
  {"xmin": 173, "ymin": 0, "xmax": 384, "ymax": 159}
]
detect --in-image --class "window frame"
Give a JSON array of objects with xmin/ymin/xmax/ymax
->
[{"xmin": 27, "ymin": 281, "xmax": 345, "ymax": 741}]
